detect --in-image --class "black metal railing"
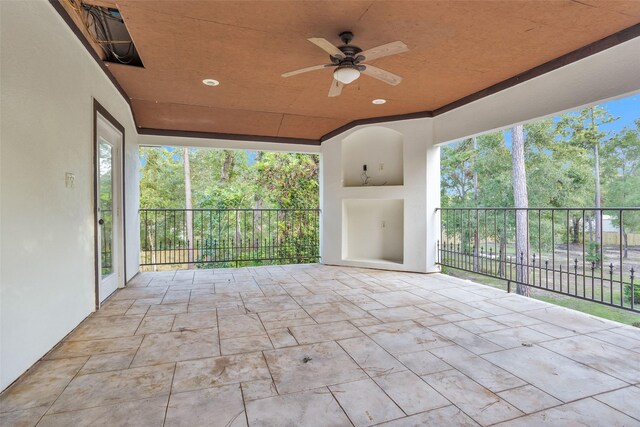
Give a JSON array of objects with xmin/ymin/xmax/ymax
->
[
  {"xmin": 436, "ymin": 207, "xmax": 639, "ymax": 313},
  {"xmin": 140, "ymin": 208, "xmax": 320, "ymax": 268}
]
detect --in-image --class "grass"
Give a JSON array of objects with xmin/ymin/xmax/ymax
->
[{"xmin": 443, "ymin": 267, "xmax": 640, "ymax": 327}]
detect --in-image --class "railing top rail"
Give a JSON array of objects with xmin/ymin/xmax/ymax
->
[
  {"xmin": 140, "ymin": 208, "xmax": 321, "ymax": 212},
  {"xmin": 436, "ymin": 207, "xmax": 639, "ymax": 211}
]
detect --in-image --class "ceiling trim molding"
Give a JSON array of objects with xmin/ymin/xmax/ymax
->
[
  {"xmin": 50, "ymin": 1, "xmax": 639, "ymax": 145},
  {"xmin": 138, "ymin": 127, "xmax": 320, "ymax": 146}
]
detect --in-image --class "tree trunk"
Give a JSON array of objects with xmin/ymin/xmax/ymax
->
[
  {"xmin": 221, "ymin": 150, "xmax": 235, "ymax": 182},
  {"xmin": 572, "ymin": 217, "xmax": 580, "ymax": 244},
  {"xmin": 473, "ymin": 137, "xmax": 479, "ymax": 272},
  {"xmin": 591, "ymin": 108, "xmax": 602, "ymax": 260},
  {"xmin": 623, "ymin": 231, "xmax": 628, "ymax": 259},
  {"xmin": 511, "ymin": 125, "xmax": 530, "ymax": 296},
  {"xmin": 184, "ymin": 147, "xmax": 195, "ymax": 269}
]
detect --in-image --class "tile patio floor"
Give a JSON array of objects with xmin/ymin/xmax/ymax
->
[{"xmin": 1, "ymin": 264, "xmax": 639, "ymax": 426}]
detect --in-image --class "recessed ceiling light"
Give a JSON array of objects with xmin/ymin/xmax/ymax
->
[
  {"xmin": 372, "ymin": 99, "xmax": 386, "ymax": 105},
  {"xmin": 202, "ymin": 79, "xmax": 220, "ymax": 86}
]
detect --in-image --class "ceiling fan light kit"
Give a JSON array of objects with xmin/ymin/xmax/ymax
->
[
  {"xmin": 282, "ymin": 31, "xmax": 408, "ymax": 97},
  {"xmin": 334, "ymin": 66, "xmax": 361, "ymax": 84}
]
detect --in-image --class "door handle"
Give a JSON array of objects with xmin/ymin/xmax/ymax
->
[{"xmin": 98, "ymin": 219, "xmax": 104, "ymax": 225}]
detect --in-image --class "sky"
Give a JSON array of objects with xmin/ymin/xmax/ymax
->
[{"xmin": 501, "ymin": 92, "xmax": 639, "ymax": 147}]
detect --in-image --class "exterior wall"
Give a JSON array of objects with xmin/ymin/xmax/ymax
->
[{"xmin": 0, "ymin": 0, "xmax": 140, "ymax": 389}]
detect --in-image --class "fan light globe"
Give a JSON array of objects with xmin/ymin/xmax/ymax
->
[{"xmin": 334, "ymin": 67, "xmax": 360, "ymax": 84}]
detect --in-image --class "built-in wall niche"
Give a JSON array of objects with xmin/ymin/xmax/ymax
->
[
  {"xmin": 342, "ymin": 199, "xmax": 404, "ymax": 264},
  {"xmin": 342, "ymin": 126, "xmax": 403, "ymax": 187}
]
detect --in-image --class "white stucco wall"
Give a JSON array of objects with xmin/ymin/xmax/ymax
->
[
  {"xmin": 321, "ymin": 120, "xmax": 438, "ymax": 273},
  {"xmin": 0, "ymin": 0, "xmax": 140, "ymax": 389}
]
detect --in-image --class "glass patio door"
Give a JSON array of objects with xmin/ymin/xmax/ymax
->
[{"xmin": 97, "ymin": 117, "xmax": 122, "ymax": 302}]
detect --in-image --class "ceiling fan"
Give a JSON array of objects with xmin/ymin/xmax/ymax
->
[{"xmin": 282, "ymin": 31, "xmax": 408, "ymax": 97}]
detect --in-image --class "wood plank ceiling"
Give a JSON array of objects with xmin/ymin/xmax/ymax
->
[{"xmin": 63, "ymin": 1, "xmax": 640, "ymax": 141}]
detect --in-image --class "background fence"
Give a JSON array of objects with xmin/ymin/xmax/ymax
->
[
  {"xmin": 140, "ymin": 208, "xmax": 320, "ymax": 269},
  {"xmin": 437, "ymin": 207, "xmax": 639, "ymax": 313}
]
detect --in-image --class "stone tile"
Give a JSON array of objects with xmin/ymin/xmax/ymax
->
[
  {"xmin": 258, "ymin": 309, "xmax": 315, "ymax": 330},
  {"xmin": 369, "ymin": 306, "xmax": 431, "ymax": 322},
  {"xmin": 427, "ymin": 323, "xmax": 503, "ymax": 354},
  {"xmin": 497, "ymin": 384, "xmax": 562, "ymax": 414},
  {"xmin": 587, "ymin": 329, "xmax": 640, "ymax": 350},
  {"xmin": 524, "ymin": 306, "xmax": 611, "ymax": 334},
  {"xmin": 415, "ymin": 302, "xmax": 458, "ymax": 316},
  {"xmin": 423, "ymin": 370, "xmax": 523, "ymax": 425},
  {"xmin": 455, "ymin": 317, "xmax": 509, "ymax": 334},
  {"xmin": 606, "ymin": 325, "xmax": 640, "ymax": 341},
  {"xmin": 78, "ymin": 351, "xmax": 136, "ymax": 375},
  {"xmin": 289, "ymin": 320, "xmax": 363, "ymax": 344},
  {"xmin": 527, "ymin": 322, "xmax": 577, "ymax": 338},
  {"xmin": 267, "ymin": 328, "xmax": 298, "ymax": 348},
  {"xmin": 0, "ymin": 405, "xmax": 48, "ymax": 427},
  {"xmin": 489, "ymin": 312, "xmax": 542, "ymax": 327},
  {"xmin": 492, "ymin": 398, "xmax": 639, "ymax": 427},
  {"xmin": 396, "ymin": 350, "xmax": 451, "ymax": 375},
  {"xmin": 111, "ymin": 287, "xmax": 167, "ymax": 300},
  {"xmin": 430, "ymin": 345, "xmax": 526, "ymax": 392},
  {"xmin": 369, "ymin": 291, "xmax": 426, "ymax": 307},
  {"xmin": 0, "ymin": 358, "xmax": 87, "ymax": 412},
  {"xmin": 45, "ymin": 336, "xmax": 143, "ymax": 360},
  {"xmin": 165, "ymin": 384, "xmax": 246, "ymax": 427},
  {"xmin": 218, "ymin": 314, "xmax": 265, "ymax": 339},
  {"xmin": 350, "ymin": 317, "xmax": 382, "ymax": 327},
  {"xmin": 435, "ymin": 288, "xmax": 487, "ymax": 303},
  {"xmin": 146, "ymin": 303, "xmax": 188, "ymax": 316},
  {"xmin": 338, "ymin": 336, "xmax": 407, "ymax": 378},
  {"xmin": 172, "ymin": 312, "xmax": 217, "ymax": 331},
  {"xmin": 374, "ymin": 371, "xmax": 449, "ymax": 415},
  {"xmin": 264, "ymin": 341, "xmax": 367, "ymax": 394},
  {"xmin": 416, "ymin": 313, "xmax": 471, "ymax": 326},
  {"xmin": 93, "ymin": 300, "xmax": 133, "ymax": 317},
  {"xmin": 376, "ymin": 405, "xmax": 479, "ymax": 427},
  {"xmin": 482, "ymin": 346, "xmax": 627, "ymax": 402},
  {"xmin": 246, "ymin": 388, "xmax": 351, "ymax": 426},
  {"xmin": 330, "ymin": 378, "xmax": 404, "ymax": 426},
  {"xmin": 173, "ymin": 352, "xmax": 271, "ymax": 393},
  {"xmin": 593, "ymin": 385, "xmax": 640, "ymax": 420},
  {"xmin": 162, "ymin": 290, "xmax": 191, "ymax": 304},
  {"xmin": 465, "ymin": 300, "xmax": 513, "ymax": 316},
  {"xmin": 243, "ymin": 295, "xmax": 300, "ymax": 312},
  {"xmin": 131, "ymin": 328, "xmax": 219, "ymax": 367},
  {"xmin": 136, "ymin": 315, "xmax": 175, "ymax": 335},
  {"xmin": 540, "ymin": 335, "xmax": 640, "ymax": 383},
  {"xmin": 215, "ymin": 281, "xmax": 260, "ymax": 294},
  {"xmin": 38, "ymin": 397, "xmax": 168, "ymax": 426},
  {"xmin": 49, "ymin": 364, "xmax": 174, "ymax": 413},
  {"xmin": 220, "ymin": 334, "xmax": 273, "ymax": 355},
  {"xmin": 125, "ymin": 304, "xmax": 152, "ymax": 316},
  {"xmin": 479, "ymin": 326, "xmax": 554, "ymax": 349},
  {"xmin": 66, "ymin": 315, "xmax": 143, "ymax": 341},
  {"xmin": 490, "ymin": 295, "xmax": 548, "ymax": 312},
  {"xmin": 303, "ymin": 302, "xmax": 368, "ymax": 323},
  {"xmin": 361, "ymin": 321, "xmax": 451, "ymax": 355},
  {"xmin": 241, "ymin": 379, "xmax": 278, "ymax": 401},
  {"xmin": 294, "ymin": 293, "xmax": 345, "ymax": 305}
]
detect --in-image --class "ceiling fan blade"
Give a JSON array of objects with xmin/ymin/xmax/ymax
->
[
  {"xmin": 282, "ymin": 64, "xmax": 330, "ymax": 78},
  {"xmin": 308, "ymin": 38, "xmax": 345, "ymax": 59},
  {"xmin": 362, "ymin": 65, "xmax": 402, "ymax": 86},
  {"xmin": 360, "ymin": 41, "xmax": 408, "ymax": 62},
  {"xmin": 328, "ymin": 79, "xmax": 344, "ymax": 97}
]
